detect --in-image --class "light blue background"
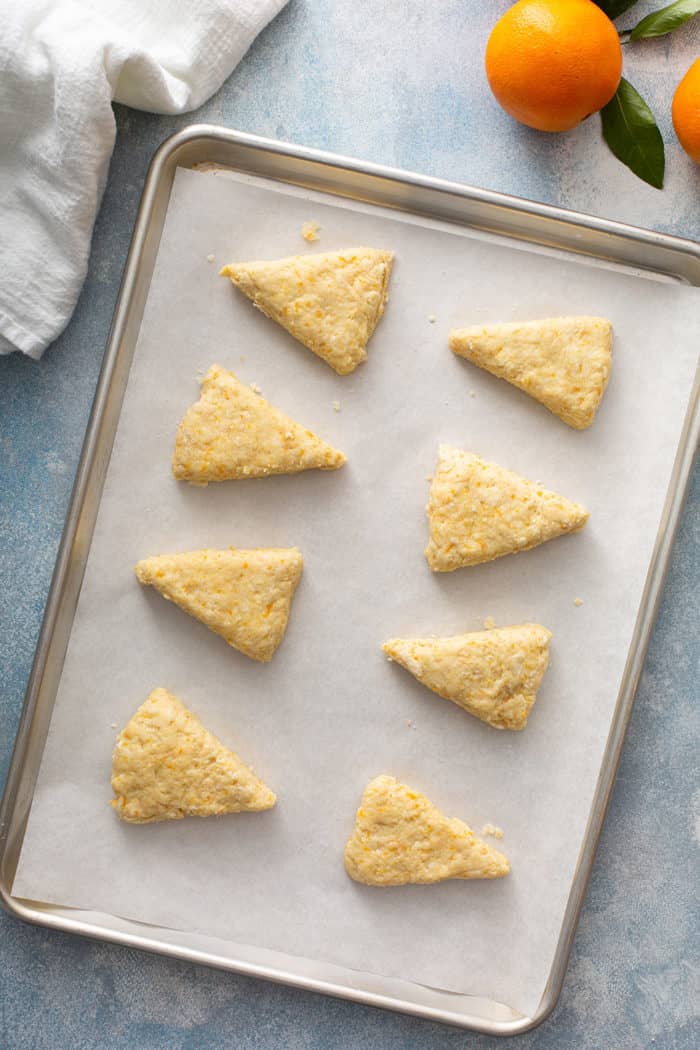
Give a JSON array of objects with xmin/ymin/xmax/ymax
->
[{"xmin": 1, "ymin": 3, "xmax": 698, "ymax": 1047}]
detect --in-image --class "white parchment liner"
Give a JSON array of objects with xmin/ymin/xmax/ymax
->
[{"xmin": 13, "ymin": 167, "xmax": 699, "ymax": 1017}]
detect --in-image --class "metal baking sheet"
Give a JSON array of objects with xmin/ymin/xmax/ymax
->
[{"xmin": 1, "ymin": 126, "xmax": 698, "ymax": 1035}]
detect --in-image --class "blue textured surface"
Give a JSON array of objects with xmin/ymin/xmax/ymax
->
[{"xmin": 1, "ymin": 2, "xmax": 698, "ymax": 1047}]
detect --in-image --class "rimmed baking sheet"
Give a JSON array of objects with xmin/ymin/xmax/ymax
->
[{"xmin": 3, "ymin": 129, "xmax": 699, "ymax": 1033}]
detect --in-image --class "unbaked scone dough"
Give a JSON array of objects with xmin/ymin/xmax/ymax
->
[
  {"xmin": 172, "ymin": 365, "xmax": 345, "ymax": 484},
  {"xmin": 220, "ymin": 247, "xmax": 394, "ymax": 375},
  {"xmin": 344, "ymin": 775, "xmax": 510, "ymax": 886},
  {"xmin": 383, "ymin": 623, "xmax": 551, "ymax": 730},
  {"xmin": 134, "ymin": 547, "xmax": 303, "ymax": 662},
  {"xmin": 449, "ymin": 316, "xmax": 612, "ymax": 430},
  {"xmin": 111, "ymin": 688, "xmax": 276, "ymax": 823},
  {"xmin": 425, "ymin": 444, "xmax": 589, "ymax": 572}
]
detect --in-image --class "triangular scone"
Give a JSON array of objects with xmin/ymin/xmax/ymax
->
[
  {"xmin": 425, "ymin": 445, "xmax": 589, "ymax": 572},
  {"xmin": 134, "ymin": 547, "xmax": 303, "ymax": 662},
  {"xmin": 344, "ymin": 775, "xmax": 510, "ymax": 886},
  {"xmin": 383, "ymin": 624, "xmax": 551, "ymax": 730},
  {"xmin": 220, "ymin": 248, "xmax": 394, "ymax": 375},
  {"xmin": 172, "ymin": 365, "xmax": 345, "ymax": 484},
  {"xmin": 449, "ymin": 316, "xmax": 612, "ymax": 430},
  {"xmin": 111, "ymin": 688, "xmax": 276, "ymax": 823}
]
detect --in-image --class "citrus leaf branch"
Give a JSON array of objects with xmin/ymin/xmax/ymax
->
[
  {"xmin": 630, "ymin": 0, "xmax": 700, "ymax": 39},
  {"xmin": 600, "ymin": 78, "xmax": 665, "ymax": 188}
]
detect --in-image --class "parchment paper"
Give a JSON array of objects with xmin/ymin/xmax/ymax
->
[{"xmin": 13, "ymin": 166, "xmax": 699, "ymax": 1018}]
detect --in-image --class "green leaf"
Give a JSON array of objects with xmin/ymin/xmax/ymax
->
[
  {"xmin": 600, "ymin": 78, "xmax": 665, "ymax": 188},
  {"xmin": 630, "ymin": 0, "xmax": 700, "ymax": 39},
  {"xmin": 592, "ymin": 1, "xmax": 640, "ymax": 17}
]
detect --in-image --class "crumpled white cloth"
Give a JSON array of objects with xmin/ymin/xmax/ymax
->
[{"xmin": 0, "ymin": 0, "xmax": 287, "ymax": 359}]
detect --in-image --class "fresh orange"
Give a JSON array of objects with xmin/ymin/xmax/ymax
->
[
  {"xmin": 485, "ymin": 0, "xmax": 623, "ymax": 133},
  {"xmin": 672, "ymin": 59, "xmax": 700, "ymax": 164}
]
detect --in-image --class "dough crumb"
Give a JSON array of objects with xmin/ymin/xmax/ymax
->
[
  {"xmin": 301, "ymin": 221, "xmax": 320, "ymax": 242},
  {"xmin": 110, "ymin": 723, "xmax": 117, "ymax": 729},
  {"xmin": 206, "ymin": 253, "xmax": 215, "ymax": 263},
  {"xmin": 249, "ymin": 382, "xmax": 262, "ymax": 395},
  {"xmin": 332, "ymin": 400, "xmax": 341, "ymax": 412},
  {"xmin": 425, "ymin": 475, "xmax": 433, "ymax": 482},
  {"xmin": 469, "ymin": 390, "xmax": 477, "ymax": 398},
  {"xmin": 481, "ymin": 823, "xmax": 504, "ymax": 839},
  {"xmin": 574, "ymin": 597, "xmax": 584, "ymax": 607},
  {"xmin": 428, "ymin": 314, "xmax": 436, "ymax": 323},
  {"xmin": 483, "ymin": 616, "xmax": 496, "ymax": 630}
]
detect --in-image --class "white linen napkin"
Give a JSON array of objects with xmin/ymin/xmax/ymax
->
[{"xmin": 0, "ymin": 0, "xmax": 287, "ymax": 360}]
